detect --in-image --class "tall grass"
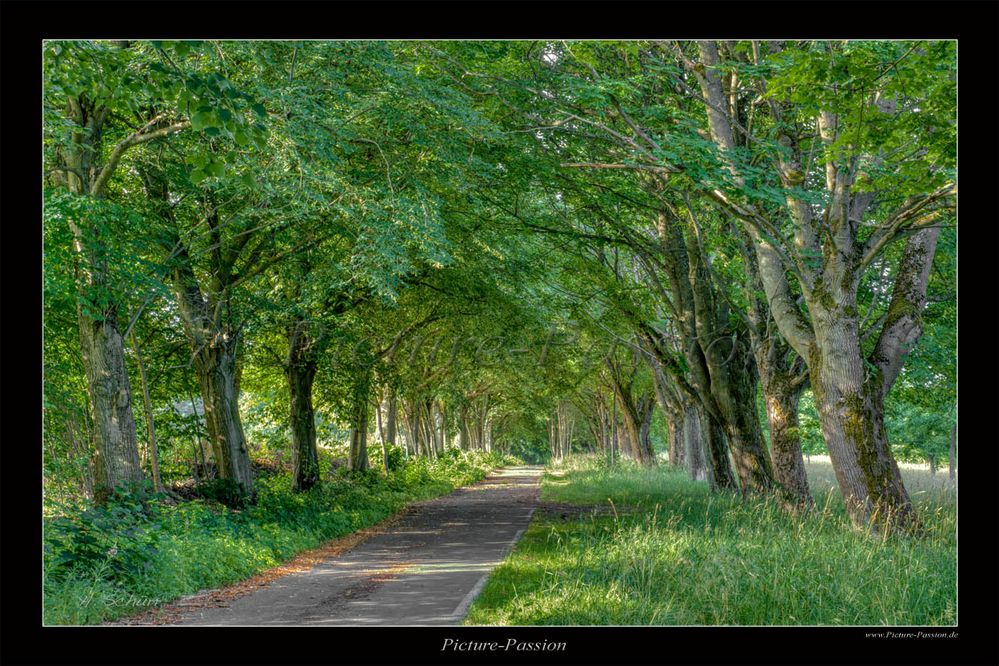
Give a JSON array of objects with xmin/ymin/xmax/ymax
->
[
  {"xmin": 464, "ymin": 455, "xmax": 956, "ymax": 626},
  {"xmin": 43, "ymin": 449, "xmax": 517, "ymax": 625}
]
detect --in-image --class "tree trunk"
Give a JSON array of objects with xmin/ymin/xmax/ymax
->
[
  {"xmin": 349, "ymin": 405, "xmax": 369, "ymax": 472},
  {"xmin": 948, "ymin": 422, "xmax": 956, "ymax": 482},
  {"xmin": 610, "ymin": 396, "xmax": 618, "ymax": 465},
  {"xmin": 129, "ymin": 330, "xmax": 161, "ymax": 492},
  {"xmin": 386, "ymin": 389, "xmax": 398, "ymax": 447},
  {"xmin": 195, "ymin": 343, "xmax": 254, "ymax": 491},
  {"xmin": 459, "ymin": 404, "xmax": 470, "ymax": 450},
  {"xmin": 763, "ymin": 375, "xmax": 813, "ymax": 509},
  {"xmin": 705, "ymin": 412, "xmax": 738, "ymax": 490},
  {"xmin": 809, "ymin": 314, "xmax": 915, "ymax": 531},
  {"xmin": 79, "ymin": 310, "xmax": 145, "ymax": 501},
  {"xmin": 61, "ymin": 95, "xmax": 144, "ymax": 503},
  {"xmin": 667, "ymin": 413, "xmax": 685, "ymax": 469},
  {"xmin": 637, "ymin": 399, "xmax": 655, "ymax": 463},
  {"xmin": 348, "ymin": 378, "xmax": 370, "ymax": 472},
  {"xmin": 285, "ymin": 324, "xmax": 320, "ymax": 491},
  {"xmin": 376, "ymin": 397, "xmax": 390, "ymax": 474},
  {"xmin": 683, "ymin": 404, "xmax": 707, "ymax": 482},
  {"xmin": 699, "ymin": 328, "xmax": 773, "ymax": 493}
]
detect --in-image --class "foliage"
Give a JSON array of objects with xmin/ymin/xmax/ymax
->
[{"xmin": 43, "ymin": 450, "xmax": 512, "ymax": 625}]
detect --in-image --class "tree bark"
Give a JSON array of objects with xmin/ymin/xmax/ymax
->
[
  {"xmin": 807, "ymin": 310, "xmax": 911, "ymax": 530},
  {"xmin": 763, "ymin": 374, "xmax": 812, "ymax": 509},
  {"xmin": 348, "ymin": 375, "xmax": 371, "ymax": 472},
  {"xmin": 386, "ymin": 388, "xmax": 398, "ymax": 448},
  {"xmin": 704, "ymin": 411, "xmax": 738, "ymax": 490},
  {"xmin": 683, "ymin": 404, "xmax": 707, "ymax": 482},
  {"xmin": 948, "ymin": 422, "xmax": 956, "ymax": 482},
  {"xmin": 79, "ymin": 310, "xmax": 145, "ymax": 501},
  {"xmin": 683, "ymin": 41, "xmax": 949, "ymax": 533},
  {"xmin": 129, "ymin": 330, "xmax": 161, "ymax": 492},
  {"xmin": 194, "ymin": 342, "xmax": 254, "ymax": 490},
  {"xmin": 61, "ymin": 96, "xmax": 145, "ymax": 503},
  {"xmin": 285, "ymin": 323, "xmax": 320, "ymax": 491}
]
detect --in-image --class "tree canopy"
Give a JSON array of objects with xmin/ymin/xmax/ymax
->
[{"xmin": 43, "ymin": 39, "xmax": 955, "ymax": 535}]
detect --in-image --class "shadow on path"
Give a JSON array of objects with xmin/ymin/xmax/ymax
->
[{"xmin": 171, "ymin": 465, "xmax": 543, "ymax": 626}]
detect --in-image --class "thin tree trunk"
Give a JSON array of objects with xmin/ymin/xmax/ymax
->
[
  {"xmin": 386, "ymin": 388, "xmax": 398, "ymax": 448},
  {"xmin": 348, "ymin": 374, "xmax": 371, "ymax": 472},
  {"xmin": 459, "ymin": 404, "xmax": 470, "ymax": 451},
  {"xmin": 376, "ymin": 395, "xmax": 390, "ymax": 474},
  {"xmin": 948, "ymin": 422, "xmax": 956, "ymax": 482},
  {"xmin": 610, "ymin": 396, "xmax": 618, "ymax": 465},
  {"xmin": 129, "ymin": 330, "xmax": 161, "ymax": 492},
  {"xmin": 683, "ymin": 404, "xmax": 707, "ymax": 482}
]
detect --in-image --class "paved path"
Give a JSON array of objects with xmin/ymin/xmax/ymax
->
[{"xmin": 176, "ymin": 466, "xmax": 542, "ymax": 626}]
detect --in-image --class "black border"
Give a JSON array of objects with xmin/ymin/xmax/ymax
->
[{"xmin": 4, "ymin": 2, "xmax": 997, "ymax": 665}]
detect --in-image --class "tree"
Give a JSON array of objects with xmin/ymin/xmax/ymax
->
[{"xmin": 44, "ymin": 41, "xmax": 192, "ymax": 500}]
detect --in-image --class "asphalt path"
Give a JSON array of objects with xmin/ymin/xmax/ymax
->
[{"xmin": 175, "ymin": 465, "xmax": 542, "ymax": 626}]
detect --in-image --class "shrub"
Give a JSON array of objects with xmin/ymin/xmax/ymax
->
[{"xmin": 43, "ymin": 449, "xmax": 516, "ymax": 625}]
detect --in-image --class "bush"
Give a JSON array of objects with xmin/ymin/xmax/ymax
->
[
  {"xmin": 43, "ymin": 449, "xmax": 516, "ymax": 625},
  {"xmin": 195, "ymin": 478, "xmax": 253, "ymax": 509}
]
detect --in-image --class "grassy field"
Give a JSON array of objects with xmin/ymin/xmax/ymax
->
[{"xmin": 464, "ymin": 455, "xmax": 956, "ymax": 626}]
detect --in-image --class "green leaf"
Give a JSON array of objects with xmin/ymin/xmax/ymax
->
[
  {"xmin": 251, "ymin": 103, "xmax": 267, "ymax": 118},
  {"xmin": 191, "ymin": 110, "xmax": 214, "ymax": 131},
  {"xmin": 190, "ymin": 169, "xmax": 207, "ymax": 185},
  {"xmin": 206, "ymin": 161, "xmax": 225, "ymax": 178}
]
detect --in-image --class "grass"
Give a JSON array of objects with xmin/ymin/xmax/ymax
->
[
  {"xmin": 463, "ymin": 455, "xmax": 956, "ymax": 626},
  {"xmin": 43, "ymin": 448, "xmax": 517, "ymax": 625}
]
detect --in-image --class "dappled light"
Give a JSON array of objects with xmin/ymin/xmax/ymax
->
[{"xmin": 42, "ymin": 38, "xmax": 954, "ymax": 630}]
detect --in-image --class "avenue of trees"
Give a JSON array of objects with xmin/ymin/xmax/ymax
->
[{"xmin": 44, "ymin": 40, "xmax": 955, "ymax": 535}]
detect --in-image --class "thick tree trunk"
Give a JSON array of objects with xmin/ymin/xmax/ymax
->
[
  {"xmin": 763, "ymin": 375, "xmax": 813, "ymax": 509},
  {"xmin": 285, "ymin": 325, "xmax": 319, "ymax": 491},
  {"xmin": 692, "ymin": 287, "xmax": 773, "ymax": 492},
  {"xmin": 79, "ymin": 310, "xmax": 145, "ymax": 501},
  {"xmin": 637, "ymin": 401, "xmax": 655, "ymax": 463},
  {"xmin": 809, "ymin": 314, "xmax": 915, "ymax": 531},
  {"xmin": 129, "ymin": 330, "xmax": 161, "ymax": 492},
  {"xmin": 705, "ymin": 412, "xmax": 738, "ymax": 490},
  {"xmin": 61, "ymin": 95, "xmax": 144, "ymax": 503},
  {"xmin": 195, "ymin": 343, "xmax": 254, "ymax": 491}
]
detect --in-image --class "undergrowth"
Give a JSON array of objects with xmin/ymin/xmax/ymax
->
[{"xmin": 43, "ymin": 448, "xmax": 517, "ymax": 625}]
